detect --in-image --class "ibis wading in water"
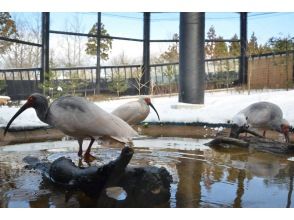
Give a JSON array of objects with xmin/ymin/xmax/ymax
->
[
  {"xmin": 230, "ymin": 101, "xmax": 290, "ymax": 142},
  {"xmin": 112, "ymin": 97, "xmax": 160, "ymax": 125},
  {"xmin": 4, "ymin": 93, "xmax": 138, "ymax": 162}
]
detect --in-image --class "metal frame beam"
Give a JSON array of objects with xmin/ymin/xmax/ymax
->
[
  {"xmin": 41, "ymin": 12, "xmax": 50, "ymax": 84},
  {"xmin": 239, "ymin": 12, "xmax": 248, "ymax": 85},
  {"xmin": 141, "ymin": 12, "xmax": 151, "ymax": 95},
  {"xmin": 179, "ymin": 12, "xmax": 205, "ymax": 104},
  {"xmin": 95, "ymin": 12, "xmax": 101, "ymax": 94}
]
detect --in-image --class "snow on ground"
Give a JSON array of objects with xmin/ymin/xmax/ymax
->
[{"xmin": 1, "ymin": 89, "xmax": 294, "ymax": 128}]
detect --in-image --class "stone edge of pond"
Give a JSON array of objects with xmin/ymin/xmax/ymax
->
[
  {"xmin": 142, "ymin": 122, "xmax": 230, "ymax": 127},
  {"xmin": 0, "ymin": 122, "xmax": 231, "ymax": 147},
  {"xmin": 0, "ymin": 126, "xmax": 65, "ymax": 146}
]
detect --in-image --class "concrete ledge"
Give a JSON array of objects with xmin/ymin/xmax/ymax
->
[
  {"xmin": 1, "ymin": 123, "xmax": 292, "ymax": 146},
  {"xmin": 171, "ymin": 103, "xmax": 205, "ymax": 110},
  {"xmin": 0, "ymin": 127, "xmax": 65, "ymax": 146}
]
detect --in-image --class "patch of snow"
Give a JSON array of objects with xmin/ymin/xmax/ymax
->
[
  {"xmin": 0, "ymin": 106, "xmax": 48, "ymax": 128},
  {"xmin": 0, "ymin": 96, "xmax": 10, "ymax": 100},
  {"xmin": 287, "ymin": 157, "xmax": 294, "ymax": 162},
  {"xmin": 1, "ymin": 89, "xmax": 294, "ymax": 128},
  {"xmin": 97, "ymin": 89, "xmax": 294, "ymax": 126}
]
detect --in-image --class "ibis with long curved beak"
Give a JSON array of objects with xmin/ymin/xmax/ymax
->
[
  {"xmin": 230, "ymin": 101, "xmax": 290, "ymax": 142},
  {"xmin": 4, "ymin": 93, "xmax": 138, "ymax": 162},
  {"xmin": 111, "ymin": 97, "xmax": 160, "ymax": 125}
]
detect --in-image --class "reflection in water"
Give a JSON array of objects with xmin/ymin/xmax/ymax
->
[
  {"xmin": 0, "ymin": 138, "xmax": 294, "ymax": 208},
  {"xmin": 233, "ymin": 169, "xmax": 246, "ymax": 208},
  {"xmin": 286, "ymin": 164, "xmax": 294, "ymax": 208},
  {"xmin": 176, "ymin": 150, "xmax": 203, "ymax": 207}
]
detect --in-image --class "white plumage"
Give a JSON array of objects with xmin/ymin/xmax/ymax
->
[
  {"xmin": 231, "ymin": 101, "xmax": 290, "ymax": 142},
  {"xmin": 4, "ymin": 94, "xmax": 138, "ymax": 162},
  {"xmin": 112, "ymin": 97, "xmax": 160, "ymax": 125}
]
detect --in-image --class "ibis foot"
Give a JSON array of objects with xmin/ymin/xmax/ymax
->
[
  {"xmin": 84, "ymin": 152, "xmax": 96, "ymax": 163},
  {"xmin": 78, "ymin": 158, "xmax": 83, "ymax": 167}
]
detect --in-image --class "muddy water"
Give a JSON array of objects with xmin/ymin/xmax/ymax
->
[{"xmin": 1, "ymin": 137, "xmax": 294, "ymax": 208}]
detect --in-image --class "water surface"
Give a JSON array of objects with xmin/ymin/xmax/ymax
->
[{"xmin": 1, "ymin": 137, "xmax": 294, "ymax": 208}]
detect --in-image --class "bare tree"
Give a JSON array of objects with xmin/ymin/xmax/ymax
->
[
  {"xmin": 131, "ymin": 65, "xmax": 150, "ymax": 95},
  {"xmin": 2, "ymin": 13, "xmax": 41, "ymax": 69},
  {"xmin": 57, "ymin": 14, "xmax": 87, "ymax": 67}
]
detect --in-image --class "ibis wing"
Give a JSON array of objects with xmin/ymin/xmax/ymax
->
[
  {"xmin": 112, "ymin": 101, "xmax": 149, "ymax": 125},
  {"xmin": 240, "ymin": 102, "xmax": 283, "ymax": 128},
  {"xmin": 47, "ymin": 96, "xmax": 138, "ymax": 142}
]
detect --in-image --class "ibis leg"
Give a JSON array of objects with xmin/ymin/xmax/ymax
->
[
  {"xmin": 78, "ymin": 138, "xmax": 83, "ymax": 157},
  {"xmin": 84, "ymin": 138, "xmax": 96, "ymax": 162}
]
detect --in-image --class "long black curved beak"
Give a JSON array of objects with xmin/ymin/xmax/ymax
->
[
  {"xmin": 4, "ymin": 102, "xmax": 30, "ymax": 136},
  {"xmin": 148, "ymin": 103, "xmax": 160, "ymax": 121}
]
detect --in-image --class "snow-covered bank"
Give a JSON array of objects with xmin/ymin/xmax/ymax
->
[{"xmin": 1, "ymin": 89, "xmax": 294, "ymax": 128}]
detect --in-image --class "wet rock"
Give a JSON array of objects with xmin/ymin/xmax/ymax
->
[
  {"xmin": 24, "ymin": 147, "xmax": 173, "ymax": 207},
  {"xmin": 206, "ymin": 136, "xmax": 294, "ymax": 154}
]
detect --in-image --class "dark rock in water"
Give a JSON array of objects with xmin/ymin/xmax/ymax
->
[
  {"xmin": 23, "ymin": 156, "xmax": 51, "ymax": 172},
  {"xmin": 23, "ymin": 147, "xmax": 173, "ymax": 207},
  {"xmin": 206, "ymin": 136, "xmax": 294, "ymax": 155},
  {"xmin": 23, "ymin": 156, "xmax": 40, "ymax": 166}
]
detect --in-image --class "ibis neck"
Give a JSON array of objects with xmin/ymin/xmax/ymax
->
[{"xmin": 35, "ymin": 102, "xmax": 49, "ymax": 124}]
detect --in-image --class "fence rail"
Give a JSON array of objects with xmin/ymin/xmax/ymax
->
[
  {"xmin": 2, "ymin": 51, "xmax": 293, "ymax": 100},
  {"xmin": 0, "ymin": 55, "xmax": 241, "ymax": 99}
]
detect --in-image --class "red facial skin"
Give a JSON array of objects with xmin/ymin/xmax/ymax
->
[
  {"xmin": 144, "ymin": 97, "xmax": 151, "ymax": 105},
  {"xmin": 27, "ymin": 96, "xmax": 35, "ymax": 107}
]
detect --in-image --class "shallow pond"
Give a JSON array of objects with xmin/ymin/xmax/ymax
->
[{"xmin": 1, "ymin": 137, "xmax": 294, "ymax": 208}]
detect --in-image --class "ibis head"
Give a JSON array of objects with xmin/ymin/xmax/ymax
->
[
  {"xmin": 143, "ymin": 97, "xmax": 160, "ymax": 121},
  {"xmin": 4, "ymin": 93, "xmax": 48, "ymax": 136}
]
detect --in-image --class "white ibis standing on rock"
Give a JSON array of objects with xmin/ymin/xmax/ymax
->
[
  {"xmin": 112, "ymin": 97, "xmax": 160, "ymax": 125},
  {"xmin": 230, "ymin": 101, "xmax": 290, "ymax": 142},
  {"xmin": 4, "ymin": 93, "xmax": 138, "ymax": 162}
]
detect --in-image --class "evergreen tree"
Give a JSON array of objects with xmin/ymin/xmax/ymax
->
[
  {"xmin": 267, "ymin": 35, "xmax": 294, "ymax": 52},
  {"xmin": 0, "ymin": 12, "xmax": 17, "ymax": 54},
  {"xmin": 163, "ymin": 65, "xmax": 177, "ymax": 94},
  {"xmin": 248, "ymin": 32, "xmax": 259, "ymax": 55},
  {"xmin": 229, "ymin": 34, "xmax": 239, "ymax": 57},
  {"xmin": 85, "ymin": 23, "xmax": 112, "ymax": 61},
  {"xmin": 259, "ymin": 43, "xmax": 272, "ymax": 54},
  {"xmin": 205, "ymin": 25, "xmax": 217, "ymax": 58},
  {"xmin": 38, "ymin": 71, "xmax": 61, "ymax": 98},
  {"xmin": 213, "ymin": 36, "xmax": 228, "ymax": 58},
  {"xmin": 158, "ymin": 33, "xmax": 179, "ymax": 63},
  {"xmin": 108, "ymin": 71, "xmax": 128, "ymax": 97},
  {"xmin": 159, "ymin": 44, "xmax": 178, "ymax": 63}
]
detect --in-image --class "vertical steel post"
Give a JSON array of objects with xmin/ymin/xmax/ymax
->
[
  {"xmin": 95, "ymin": 12, "xmax": 101, "ymax": 94},
  {"xmin": 239, "ymin": 12, "xmax": 248, "ymax": 85},
  {"xmin": 41, "ymin": 12, "xmax": 50, "ymax": 84},
  {"xmin": 141, "ymin": 12, "xmax": 150, "ymax": 95},
  {"xmin": 179, "ymin": 12, "xmax": 205, "ymax": 104}
]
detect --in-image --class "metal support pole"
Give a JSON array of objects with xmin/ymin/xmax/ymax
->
[
  {"xmin": 179, "ymin": 12, "xmax": 205, "ymax": 104},
  {"xmin": 239, "ymin": 12, "xmax": 248, "ymax": 85},
  {"xmin": 41, "ymin": 12, "xmax": 50, "ymax": 84},
  {"xmin": 141, "ymin": 12, "xmax": 150, "ymax": 95},
  {"xmin": 95, "ymin": 12, "xmax": 101, "ymax": 94}
]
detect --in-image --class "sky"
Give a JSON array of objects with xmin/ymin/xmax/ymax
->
[
  {"xmin": 6, "ymin": 12, "xmax": 294, "ymax": 66},
  {"xmin": 48, "ymin": 12, "xmax": 294, "ymax": 43},
  {"xmin": 13, "ymin": 12, "xmax": 293, "ymax": 39}
]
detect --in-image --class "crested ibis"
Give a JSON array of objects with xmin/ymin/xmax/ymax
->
[
  {"xmin": 112, "ymin": 97, "xmax": 160, "ymax": 125},
  {"xmin": 4, "ymin": 93, "xmax": 138, "ymax": 162},
  {"xmin": 230, "ymin": 101, "xmax": 290, "ymax": 142}
]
